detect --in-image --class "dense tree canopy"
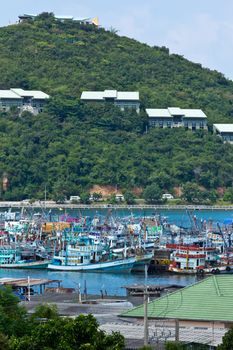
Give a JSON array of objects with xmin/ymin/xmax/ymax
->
[{"xmin": 0, "ymin": 14, "xmax": 232, "ymax": 199}]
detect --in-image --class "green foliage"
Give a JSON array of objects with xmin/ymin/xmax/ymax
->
[
  {"xmin": 124, "ymin": 191, "xmax": 136, "ymax": 204},
  {"xmin": 91, "ymin": 192, "xmax": 102, "ymax": 201},
  {"xmin": 143, "ymin": 184, "xmax": 163, "ymax": 204},
  {"xmin": 217, "ymin": 327, "xmax": 233, "ymax": 350},
  {"xmin": 109, "ymin": 194, "xmax": 117, "ymax": 204},
  {"xmin": 30, "ymin": 303, "xmax": 59, "ymax": 321},
  {"xmin": 0, "ymin": 16, "xmax": 232, "ymax": 198},
  {"xmin": 80, "ymin": 192, "xmax": 90, "ymax": 204},
  {"xmin": 223, "ymin": 188, "xmax": 233, "ymax": 203},
  {"xmin": 165, "ymin": 341, "xmax": 185, "ymax": 350},
  {"xmin": 182, "ymin": 183, "xmax": 218, "ymax": 204},
  {"xmin": 10, "ymin": 314, "xmax": 124, "ymax": 350},
  {"xmin": 0, "ymin": 286, "xmax": 28, "ymax": 337}
]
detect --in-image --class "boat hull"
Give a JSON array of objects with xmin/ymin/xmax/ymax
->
[
  {"xmin": 131, "ymin": 254, "xmax": 153, "ymax": 273},
  {"xmin": 48, "ymin": 257, "xmax": 136, "ymax": 273},
  {"xmin": 0, "ymin": 260, "xmax": 49, "ymax": 269},
  {"xmin": 169, "ymin": 265, "xmax": 233, "ymax": 275}
]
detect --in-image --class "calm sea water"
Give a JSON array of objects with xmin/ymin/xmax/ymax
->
[
  {"xmin": 0, "ymin": 269, "xmax": 198, "ymax": 296},
  {"xmin": 2, "ymin": 208, "xmax": 233, "ymax": 296}
]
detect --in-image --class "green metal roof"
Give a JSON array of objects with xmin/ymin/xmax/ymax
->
[{"xmin": 121, "ymin": 276, "xmax": 233, "ymax": 322}]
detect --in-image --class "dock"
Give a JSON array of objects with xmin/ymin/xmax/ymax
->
[
  {"xmin": 0, "ymin": 277, "xmax": 61, "ymax": 294},
  {"xmin": 123, "ymin": 284, "xmax": 184, "ymax": 297}
]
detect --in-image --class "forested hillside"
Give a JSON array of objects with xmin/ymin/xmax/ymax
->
[{"xmin": 0, "ymin": 12, "xmax": 233, "ymax": 200}]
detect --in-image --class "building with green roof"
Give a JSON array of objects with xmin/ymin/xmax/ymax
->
[{"xmin": 121, "ymin": 275, "xmax": 233, "ymax": 329}]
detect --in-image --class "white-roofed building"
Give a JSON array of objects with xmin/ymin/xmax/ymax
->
[
  {"xmin": 213, "ymin": 124, "xmax": 233, "ymax": 143},
  {"xmin": 0, "ymin": 88, "xmax": 49, "ymax": 115},
  {"xmin": 18, "ymin": 14, "xmax": 99, "ymax": 26},
  {"xmin": 146, "ymin": 107, "xmax": 208, "ymax": 130},
  {"xmin": 81, "ymin": 89, "xmax": 140, "ymax": 113}
]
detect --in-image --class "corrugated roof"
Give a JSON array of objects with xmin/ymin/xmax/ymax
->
[
  {"xmin": 213, "ymin": 124, "xmax": 233, "ymax": 133},
  {"xmin": 81, "ymin": 90, "xmax": 140, "ymax": 101},
  {"xmin": 146, "ymin": 109, "xmax": 172, "ymax": 118},
  {"xmin": 121, "ymin": 276, "xmax": 233, "ymax": 322}
]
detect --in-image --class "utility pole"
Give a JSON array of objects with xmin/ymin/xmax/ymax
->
[
  {"xmin": 27, "ymin": 276, "xmax": 31, "ymax": 302},
  {"xmin": 175, "ymin": 319, "xmax": 179, "ymax": 341},
  {"xmin": 144, "ymin": 264, "xmax": 149, "ymax": 346}
]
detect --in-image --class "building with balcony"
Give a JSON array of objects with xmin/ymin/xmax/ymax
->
[
  {"xmin": 146, "ymin": 107, "xmax": 208, "ymax": 130},
  {"xmin": 213, "ymin": 124, "xmax": 233, "ymax": 143},
  {"xmin": 0, "ymin": 88, "xmax": 49, "ymax": 115},
  {"xmin": 81, "ymin": 90, "xmax": 140, "ymax": 113}
]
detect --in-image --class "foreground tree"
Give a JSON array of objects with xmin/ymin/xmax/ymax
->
[
  {"xmin": 217, "ymin": 327, "xmax": 233, "ymax": 350},
  {"xmin": 9, "ymin": 313, "xmax": 124, "ymax": 350}
]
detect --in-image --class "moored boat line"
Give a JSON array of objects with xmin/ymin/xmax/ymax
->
[{"xmin": 0, "ymin": 208, "xmax": 231, "ymax": 277}]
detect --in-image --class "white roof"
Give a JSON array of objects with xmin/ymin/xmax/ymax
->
[
  {"xmin": 81, "ymin": 91, "xmax": 105, "ymax": 100},
  {"xmin": 183, "ymin": 109, "xmax": 207, "ymax": 119},
  {"xmin": 81, "ymin": 90, "xmax": 139, "ymax": 101},
  {"xmin": 0, "ymin": 90, "xmax": 22, "ymax": 99},
  {"xmin": 146, "ymin": 109, "xmax": 172, "ymax": 118},
  {"xmin": 104, "ymin": 90, "xmax": 117, "ymax": 99},
  {"xmin": 146, "ymin": 107, "xmax": 207, "ymax": 119},
  {"xmin": 213, "ymin": 124, "xmax": 233, "ymax": 133},
  {"xmin": 168, "ymin": 107, "xmax": 183, "ymax": 115},
  {"xmin": 117, "ymin": 91, "xmax": 139, "ymax": 101},
  {"xmin": 55, "ymin": 15, "xmax": 74, "ymax": 20},
  {"xmin": 11, "ymin": 88, "xmax": 49, "ymax": 99}
]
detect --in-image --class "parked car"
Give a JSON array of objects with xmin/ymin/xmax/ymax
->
[{"xmin": 162, "ymin": 193, "xmax": 174, "ymax": 200}]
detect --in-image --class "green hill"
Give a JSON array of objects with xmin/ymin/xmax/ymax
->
[{"xmin": 0, "ymin": 12, "xmax": 232, "ymax": 201}]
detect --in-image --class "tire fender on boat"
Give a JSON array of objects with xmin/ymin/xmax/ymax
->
[{"xmin": 211, "ymin": 269, "xmax": 216, "ymax": 274}]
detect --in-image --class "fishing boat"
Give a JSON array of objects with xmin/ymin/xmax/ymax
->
[
  {"xmin": 131, "ymin": 252, "xmax": 153, "ymax": 272},
  {"xmin": 48, "ymin": 236, "xmax": 136, "ymax": 272},
  {"xmin": 167, "ymin": 244, "xmax": 232, "ymax": 275},
  {"xmin": 0, "ymin": 246, "xmax": 49, "ymax": 269}
]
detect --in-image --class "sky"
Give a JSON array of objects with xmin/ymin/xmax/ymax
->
[{"xmin": 1, "ymin": 0, "xmax": 233, "ymax": 79}]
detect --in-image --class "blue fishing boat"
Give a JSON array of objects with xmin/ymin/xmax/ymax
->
[
  {"xmin": 48, "ymin": 237, "xmax": 136, "ymax": 272},
  {"xmin": 0, "ymin": 246, "xmax": 49, "ymax": 269}
]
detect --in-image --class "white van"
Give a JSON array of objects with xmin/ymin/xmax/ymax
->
[
  {"xmin": 69, "ymin": 195, "xmax": 81, "ymax": 202},
  {"xmin": 162, "ymin": 193, "xmax": 174, "ymax": 200}
]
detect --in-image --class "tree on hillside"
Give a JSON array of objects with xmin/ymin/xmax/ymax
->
[
  {"xmin": 143, "ymin": 184, "xmax": 163, "ymax": 204},
  {"xmin": 124, "ymin": 191, "xmax": 136, "ymax": 205},
  {"xmin": 223, "ymin": 188, "xmax": 233, "ymax": 203}
]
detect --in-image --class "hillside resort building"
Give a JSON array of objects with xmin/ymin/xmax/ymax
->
[
  {"xmin": 18, "ymin": 14, "xmax": 99, "ymax": 26},
  {"xmin": 146, "ymin": 107, "xmax": 208, "ymax": 130},
  {"xmin": 81, "ymin": 90, "xmax": 140, "ymax": 113},
  {"xmin": 213, "ymin": 124, "xmax": 233, "ymax": 143},
  {"xmin": 0, "ymin": 88, "xmax": 49, "ymax": 115}
]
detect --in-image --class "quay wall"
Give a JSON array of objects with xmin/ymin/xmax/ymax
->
[{"xmin": 0, "ymin": 201, "xmax": 233, "ymax": 210}]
